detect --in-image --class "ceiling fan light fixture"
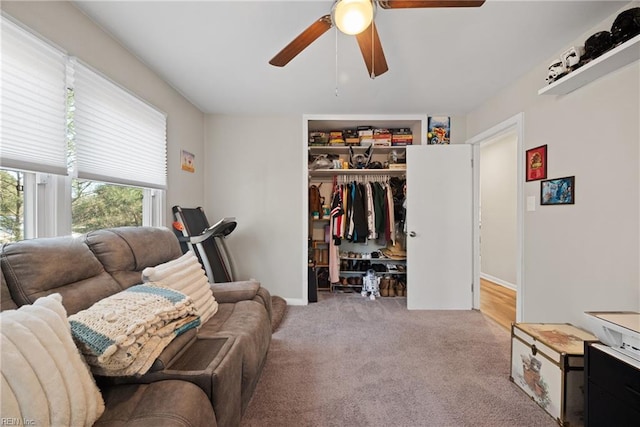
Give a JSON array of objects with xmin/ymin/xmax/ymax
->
[{"xmin": 332, "ymin": 0, "xmax": 374, "ymax": 35}]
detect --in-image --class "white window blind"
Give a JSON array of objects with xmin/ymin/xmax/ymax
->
[
  {"xmin": 72, "ymin": 60, "xmax": 167, "ymax": 189},
  {"xmin": 0, "ymin": 16, "xmax": 68, "ymax": 175}
]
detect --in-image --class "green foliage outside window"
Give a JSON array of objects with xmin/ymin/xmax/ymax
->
[
  {"xmin": 0, "ymin": 170, "xmax": 23, "ymax": 243},
  {"xmin": 71, "ymin": 180, "xmax": 143, "ymax": 234}
]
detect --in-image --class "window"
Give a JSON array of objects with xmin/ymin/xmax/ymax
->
[{"xmin": 0, "ymin": 16, "xmax": 167, "ymax": 241}]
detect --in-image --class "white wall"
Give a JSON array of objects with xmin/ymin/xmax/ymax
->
[
  {"xmin": 204, "ymin": 115, "xmax": 304, "ymax": 301},
  {"xmin": 480, "ymin": 133, "xmax": 517, "ymax": 287},
  {"xmin": 1, "ymin": 1, "xmax": 205, "ymax": 223},
  {"xmin": 467, "ymin": 4, "xmax": 640, "ymax": 329}
]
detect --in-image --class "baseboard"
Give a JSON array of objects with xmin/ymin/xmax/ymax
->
[
  {"xmin": 480, "ymin": 273, "xmax": 516, "ymax": 291},
  {"xmin": 284, "ymin": 298, "xmax": 307, "ymax": 306}
]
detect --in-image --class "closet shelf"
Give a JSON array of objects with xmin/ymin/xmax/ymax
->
[
  {"xmin": 340, "ymin": 270, "xmax": 406, "ymax": 275},
  {"xmin": 308, "ymin": 145, "xmax": 408, "ymax": 154},
  {"xmin": 309, "ymin": 168, "xmax": 406, "ymax": 177},
  {"xmin": 538, "ymin": 34, "xmax": 640, "ymax": 96}
]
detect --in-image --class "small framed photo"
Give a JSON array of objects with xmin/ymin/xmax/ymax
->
[
  {"xmin": 427, "ymin": 116, "xmax": 450, "ymax": 145},
  {"xmin": 526, "ymin": 145, "xmax": 547, "ymax": 181},
  {"xmin": 541, "ymin": 176, "xmax": 575, "ymax": 205},
  {"xmin": 181, "ymin": 149, "xmax": 195, "ymax": 173}
]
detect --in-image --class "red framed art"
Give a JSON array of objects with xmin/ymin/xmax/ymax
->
[{"xmin": 526, "ymin": 145, "xmax": 547, "ymax": 182}]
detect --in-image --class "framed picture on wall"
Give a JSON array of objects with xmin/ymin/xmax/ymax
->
[
  {"xmin": 181, "ymin": 149, "xmax": 195, "ymax": 173},
  {"xmin": 427, "ymin": 116, "xmax": 450, "ymax": 145},
  {"xmin": 541, "ymin": 176, "xmax": 575, "ymax": 205},
  {"xmin": 526, "ymin": 144, "xmax": 547, "ymax": 181}
]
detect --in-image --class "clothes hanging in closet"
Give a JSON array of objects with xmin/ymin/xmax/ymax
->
[{"xmin": 329, "ymin": 177, "xmax": 404, "ymax": 246}]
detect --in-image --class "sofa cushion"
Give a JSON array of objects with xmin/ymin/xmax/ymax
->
[
  {"xmin": 142, "ymin": 251, "xmax": 218, "ymax": 324},
  {"xmin": 1, "ymin": 236, "xmax": 122, "ymax": 315},
  {"xmin": 85, "ymin": 226, "xmax": 183, "ymax": 289},
  {"xmin": 197, "ymin": 300, "xmax": 271, "ymax": 411},
  {"xmin": 96, "ymin": 380, "xmax": 216, "ymax": 427},
  {"xmin": 0, "ymin": 293, "xmax": 105, "ymax": 426}
]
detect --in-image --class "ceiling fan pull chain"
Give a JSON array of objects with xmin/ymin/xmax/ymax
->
[{"xmin": 335, "ymin": 28, "xmax": 339, "ymax": 97}]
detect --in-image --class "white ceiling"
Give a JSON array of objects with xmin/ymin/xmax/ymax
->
[{"xmin": 73, "ymin": 1, "xmax": 628, "ymax": 115}]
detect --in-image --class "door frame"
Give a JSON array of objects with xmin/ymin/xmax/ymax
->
[{"xmin": 466, "ymin": 113, "xmax": 524, "ymax": 322}]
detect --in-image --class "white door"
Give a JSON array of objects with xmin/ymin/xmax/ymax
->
[{"xmin": 406, "ymin": 144, "xmax": 473, "ymax": 310}]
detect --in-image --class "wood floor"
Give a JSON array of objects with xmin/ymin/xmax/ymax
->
[{"xmin": 480, "ymin": 278, "xmax": 516, "ymax": 330}]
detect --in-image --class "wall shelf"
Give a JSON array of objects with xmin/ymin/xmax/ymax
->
[{"xmin": 538, "ymin": 34, "xmax": 640, "ymax": 96}]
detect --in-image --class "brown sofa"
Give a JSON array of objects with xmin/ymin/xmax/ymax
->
[{"xmin": 0, "ymin": 226, "xmax": 272, "ymax": 427}]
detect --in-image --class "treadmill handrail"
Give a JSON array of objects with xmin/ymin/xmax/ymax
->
[{"xmin": 187, "ymin": 217, "xmax": 237, "ymax": 244}]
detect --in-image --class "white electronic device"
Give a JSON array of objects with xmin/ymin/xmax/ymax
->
[{"xmin": 584, "ymin": 311, "xmax": 640, "ymax": 361}]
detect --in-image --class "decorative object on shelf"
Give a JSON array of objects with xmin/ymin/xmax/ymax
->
[
  {"xmin": 562, "ymin": 45, "xmax": 585, "ymax": 71},
  {"xmin": 427, "ymin": 116, "xmax": 450, "ymax": 145},
  {"xmin": 349, "ymin": 145, "xmax": 373, "ymax": 169},
  {"xmin": 541, "ymin": 176, "xmax": 575, "ymax": 205},
  {"xmin": 579, "ymin": 30, "xmax": 614, "ymax": 67},
  {"xmin": 611, "ymin": 7, "xmax": 640, "ymax": 46},
  {"xmin": 525, "ymin": 144, "xmax": 547, "ymax": 182},
  {"xmin": 181, "ymin": 149, "xmax": 195, "ymax": 173},
  {"xmin": 545, "ymin": 46, "xmax": 585, "ymax": 85},
  {"xmin": 545, "ymin": 58, "xmax": 567, "ymax": 84}
]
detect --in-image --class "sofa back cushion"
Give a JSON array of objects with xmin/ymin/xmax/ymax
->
[
  {"xmin": 1, "ymin": 273, "xmax": 18, "ymax": 311},
  {"xmin": 1, "ymin": 236, "xmax": 122, "ymax": 315},
  {"xmin": 85, "ymin": 227, "xmax": 182, "ymax": 289}
]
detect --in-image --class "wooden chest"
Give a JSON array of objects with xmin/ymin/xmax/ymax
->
[{"xmin": 510, "ymin": 323, "xmax": 598, "ymax": 426}]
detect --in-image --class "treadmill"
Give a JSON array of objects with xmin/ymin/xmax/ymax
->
[{"xmin": 172, "ymin": 206, "xmax": 237, "ymax": 283}]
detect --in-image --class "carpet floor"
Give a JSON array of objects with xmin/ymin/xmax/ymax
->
[{"xmin": 242, "ymin": 292, "xmax": 558, "ymax": 427}]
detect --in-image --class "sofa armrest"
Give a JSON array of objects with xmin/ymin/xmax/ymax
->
[
  {"xmin": 210, "ymin": 280, "xmax": 260, "ymax": 304},
  {"xmin": 254, "ymin": 286, "xmax": 272, "ymax": 322}
]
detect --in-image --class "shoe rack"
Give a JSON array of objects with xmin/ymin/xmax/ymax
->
[{"xmin": 333, "ymin": 248, "xmax": 406, "ymax": 296}]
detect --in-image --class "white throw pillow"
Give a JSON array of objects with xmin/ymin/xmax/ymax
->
[
  {"xmin": 142, "ymin": 251, "xmax": 218, "ymax": 323},
  {"xmin": 0, "ymin": 293, "xmax": 105, "ymax": 426}
]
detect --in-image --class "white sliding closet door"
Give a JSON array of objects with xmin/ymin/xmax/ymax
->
[{"xmin": 406, "ymin": 145, "xmax": 473, "ymax": 310}]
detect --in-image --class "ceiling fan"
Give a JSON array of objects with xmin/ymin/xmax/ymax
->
[{"xmin": 269, "ymin": 0, "xmax": 486, "ymax": 78}]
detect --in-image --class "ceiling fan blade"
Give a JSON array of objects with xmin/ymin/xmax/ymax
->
[
  {"xmin": 269, "ymin": 15, "xmax": 332, "ymax": 67},
  {"xmin": 379, "ymin": 1, "xmax": 485, "ymax": 9},
  {"xmin": 355, "ymin": 21, "xmax": 388, "ymax": 78}
]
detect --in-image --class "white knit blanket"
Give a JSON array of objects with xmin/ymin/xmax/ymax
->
[{"xmin": 69, "ymin": 285, "xmax": 199, "ymax": 377}]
